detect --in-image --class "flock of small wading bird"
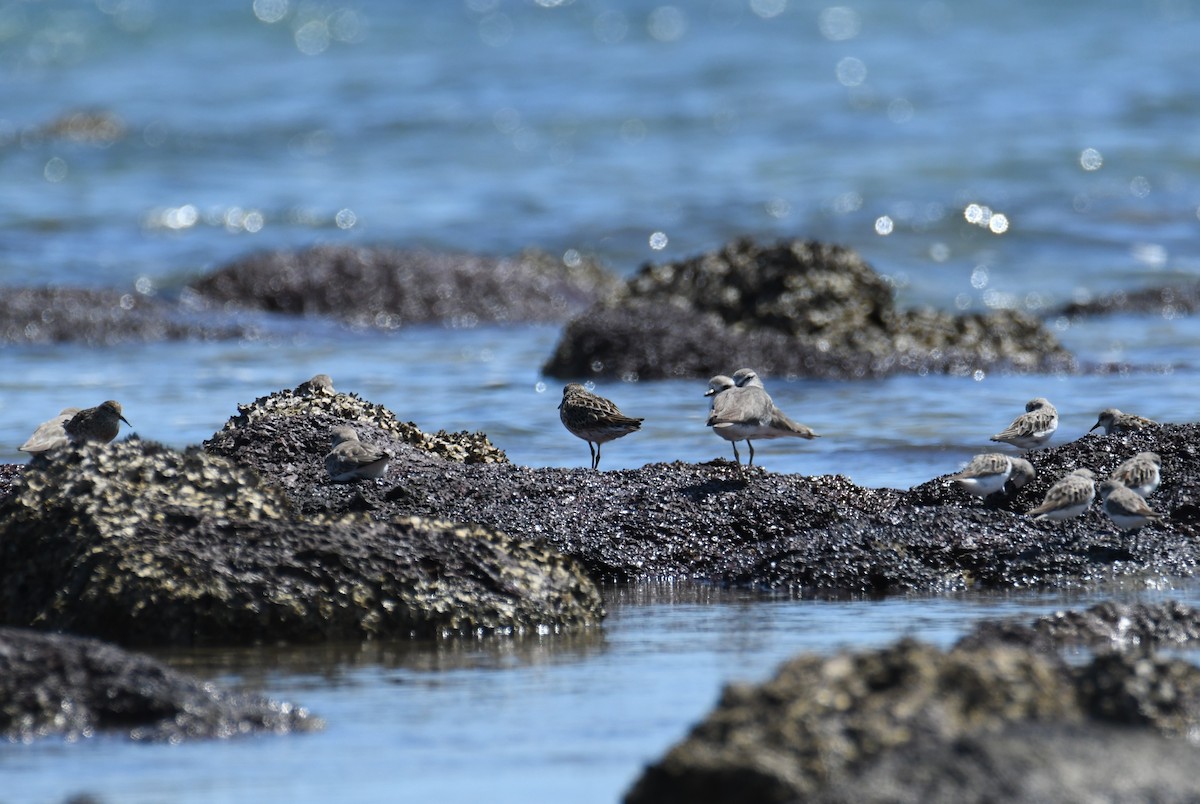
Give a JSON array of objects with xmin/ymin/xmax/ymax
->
[{"xmin": 16, "ymin": 372, "xmax": 1164, "ymax": 533}]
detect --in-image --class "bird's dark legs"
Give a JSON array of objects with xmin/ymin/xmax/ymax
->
[
  {"xmin": 587, "ymin": 441, "xmax": 598, "ymax": 470},
  {"xmin": 747, "ymin": 441, "xmax": 756, "ymax": 466}
]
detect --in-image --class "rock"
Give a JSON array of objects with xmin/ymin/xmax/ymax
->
[
  {"xmin": 188, "ymin": 245, "xmax": 620, "ymax": 328},
  {"xmin": 624, "ymin": 627, "xmax": 1200, "ymax": 803},
  {"xmin": 1057, "ymin": 283, "xmax": 1200, "ymax": 318},
  {"xmin": 209, "ymin": 390, "xmax": 1200, "ymax": 593},
  {"xmin": 0, "ymin": 626, "xmax": 318, "ymax": 742},
  {"xmin": 0, "ymin": 287, "xmax": 253, "ymax": 345},
  {"xmin": 210, "ymin": 380, "xmax": 509, "ymax": 465},
  {"xmin": 0, "ymin": 433, "xmax": 603, "ymax": 646},
  {"xmin": 544, "ymin": 238, "xmax": 1075, "ymax": 379},
  {"xmin": 958, "ymin": 600, "xmax": 1200, "ymax": 654}
]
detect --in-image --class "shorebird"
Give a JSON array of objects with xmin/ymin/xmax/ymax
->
[
  {"xmin": 324, "ymin": 424, "xmax": 390, "ymax": 482},
  {"xmin": 706, "ymin": 368, "xmax": 818, "ymax": 469},
  {"xmin": 297, "ymin": 373, "xmax": 335, "ymax": 396},
  {"xmin": 950, "ymin": 453, "xmax": 1016, "ymax": 499},
  {"xmin": 991, "ymin": 397, "xmax": 1058, "ymax": 450},
  {"xmin": 1007, "ymin": 457, "xmax": 1037, "ymax": 491},
  {"xmin": 704, "ymin": 375, "xmax": 735, "ymax": 408},
  {"xmin": 1098, "ymin": 478, "xmax": 1163, "ymax": 531},
  {"xmin": 18, "ymin": 407, "xmax": 81, "ymax": 453},
  {"xmin": 1109, "ymin": 452, "xmax": 1161, "ymax": 498},
  {"xmin": 1089, "ymin": 408, "xmax": 1157, "ymax": 435},
  {"xmin": 1027, "ymin": 468, "xmax": 1096, "ymax": 521},
  {"xmin": 558, "ymin": 383, "xmax": 643, "ymax": 470},
  {"xmin": 63, "ymin": 400, "xmax": 130, "ymax": 445}
]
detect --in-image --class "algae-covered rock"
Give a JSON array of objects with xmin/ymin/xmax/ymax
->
[
  {"xmin": 188, "ymin": 245, "xmax": 620, "ymax": 327},
  {"xmin": 0, "ymin": 438, "xmax": 603, "ymax": 646},
  {"xmin": 0, "ymin": 626, "xmax": 319, "ymax": 742},
  {"xmin": 544, "ymin": 238, "xmax": 1074, "ymax": 380}
]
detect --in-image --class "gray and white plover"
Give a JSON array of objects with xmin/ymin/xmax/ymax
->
[
  {"xmin": 706, "ymin": 368, "xmax": 818, "ymax": 469},
  {"xmin": 324, "ymin": 424, "xmax": 390, "ymax": 482}
]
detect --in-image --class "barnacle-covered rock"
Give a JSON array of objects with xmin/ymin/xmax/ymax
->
[
  {"xmin": 544, "ymin": 238, "xmax": 1075, "ymax": 380},
  {"xmin": 208, "ymin": 379, "xmax": 508, "ymax": 464},
  {"xmin": 0, "ymin": 626, "xmax": 319, "ymax": 742},
  {"xmin": 0, "ymin": 438, "xmax": 602, "ymax": 645},
  {"xmin": 626, "ymin": 632, "xmax": 1200, "ymax": 803}
]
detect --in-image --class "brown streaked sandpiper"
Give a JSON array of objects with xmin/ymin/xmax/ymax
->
[
  {"xmin": 63, "ymin": 400, "xmax": 130, "ymax": 445},
  {"xmin": 558, "ymin": 383, "xmax": 643, "ymax": 470}
]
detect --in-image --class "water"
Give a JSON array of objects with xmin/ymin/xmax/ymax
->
[{"xmin": 3, "ymin": 1, "xmax": 1200, "ymax": 800}]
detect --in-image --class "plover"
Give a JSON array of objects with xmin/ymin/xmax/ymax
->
[
  {"xmin": 1027, "ymin": 468, "xmax": 1096, "ymax": 521},
  {"xmin": 706, "ymin": 368, "xmax": 818, "ymax": 468},
  {"xmin": 705, "ymin": 375, "xmax": 735, "ymax": 408},
  {"xmin": 1110, "ymin": 451, "xmax": 1161, "ymax": 498},
  {"xmin": 63, "ymin": 400, "xmax": 130, "ymax": 445},
  {"xmin": 18, "ymin": 407, "xmax": 81, "ymax": 454},
  {"xmin": 991, "ymin": 397, "xmax": 1058, "ymax": 450},
  {"xmin": 1098, "ymin": 478, "xmax": 1163, "ymax": 531},
  {"xmin": 558, "ymin": 383, "xmax": 643, "ymax": 470},
  {"xmin": 324, "ymin": 424, "xmax": 390, "ymax": 482}
]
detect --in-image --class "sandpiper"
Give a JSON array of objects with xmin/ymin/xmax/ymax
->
[
  {"xmin": 1089, "ymin": 408, "xmax": 1157, "ymax": 435},
  {"xmin": 324, "ymin": 424, "xmax": 390, "ymax": 482},
  {"xmin": 63, "ymin": 400, "xmax": 130, "ymax": 445},
  {"xmin": 706, "ymin": 368, "xmax": 818, "ymax": 469},
  {"xmin": 18, "ymin": 407, "xmax": 81, "ymax": 454},
  {"xmin": 1110, "ymin": 451, "xmax": 1161, "ymax": 498},
  {"xmin": 297, "ymin": 373, "xmax": 335, "ymax": 396},
  {"xmin": 991, "ymin": 397, "xmax": 1058, "ymax": 450},
  {"xmin": 1098, "ymin": 478, "xmax": 1163, "ymax": 531},
  {"xmin": 1027, "ymin": 468, "xmax": 1096, "ymax": 521},
  {"xmin": 950, "ymin": 453, "xmax": 1015, "ymax": 499},
  {"xmin": 1007, "ymin": 457, "xmax": 1037, "ymax": 491},
  {"xmin": 558, "ymin": 383, "xmax": 643, "ymax": 470}
]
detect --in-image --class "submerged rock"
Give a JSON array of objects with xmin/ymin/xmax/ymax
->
[
  {"xmin": 0, "ymin": 627, "xmax": 318, "ymax": 742},
  {"xmin": 544, "ymin": 238, "xmax": 1074, "ymax": 380},
  {"xmin": 1057, "ymin": 282, "xmax": 1200, "ymax": 318},
  {"xmin": 188, "ymin": 245, "xmax": 621, "ymax": 328},
  {"xmin": 0, "ymin": 287, "xmax": 252, "ymax": 345},
  {"xmin": 624, "ymin": 629, "xmax": 1200, "ymax": 804},
  {"xmin": 0, "ymin": 432, "xmax": 602, "ymax": 646}
]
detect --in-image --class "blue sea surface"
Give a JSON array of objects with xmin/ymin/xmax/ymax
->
[{"xmin": 2, "ymin": 1, "xmax": 1199, "ymax": 800}]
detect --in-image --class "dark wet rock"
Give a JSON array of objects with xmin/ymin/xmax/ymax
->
[
  {"xmin": 32, "ymin": 109, "xmax": 127, "ymax": 145},
  {"xmin": 209, "ymin": 388, "xmax": 1200, "ymax": 593},
  {"xmin": 188, "ymin": 245, "xmax": 621, "ymax": 328},
  {"xmin": 0, "ymin": 433, "xmax": 602, "ymax": 646},
  {"xmin": 958, "ymin": 600, "xmax": 1200, "ymax": 654},
  {"xmin": 544, "ymin": 238, "xmax": 1075, "ymax": 380},
  {"xmin": 1057, "ymin": 282, "xmax": 1200, "ymax": 318},
  {"xmin": 0, "ymin": 287, "xmax": 253, "ymax": 345},
  {"xmin": 0, "ymin": 626, "xmax": 318, "ymax": 742},
  {"xmin": 624, "ymin": 636, "xmax": 1200, "ymax": 804}
]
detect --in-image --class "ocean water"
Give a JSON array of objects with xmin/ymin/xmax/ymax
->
[{"xmin": 2, "ymin": 1, "xmax": 1200, "ymax": 800}]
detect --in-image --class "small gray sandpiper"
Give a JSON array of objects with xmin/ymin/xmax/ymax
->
[
  {"xmin": 324, "ymin": 424, "xmax": 391, "ymax": 482},
  {"xmin": 991, "ymin": 397, "xmax": 1058, "ymax": 451},
  {"xmin": 1027, "ymin": 467, "xmax": 1096, "ymax": 521}
]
